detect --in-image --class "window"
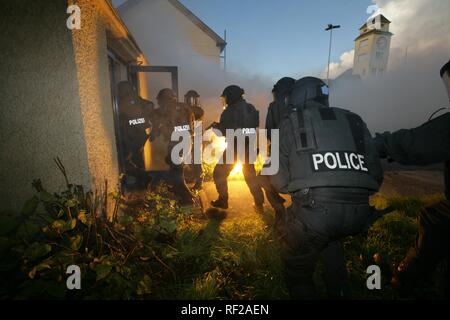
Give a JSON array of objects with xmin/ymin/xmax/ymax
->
[{"xmin": 376, "ymin": 51, "xmax": 384, "ymax": 60}]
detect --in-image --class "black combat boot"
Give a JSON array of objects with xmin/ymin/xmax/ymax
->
[
  {"xmin": 211, "ymin": 197, "xmax": 228, "ymax": 209},
  {"xmin": 254, "ymin": 202, "xmax": 264, "ymax": 214}
]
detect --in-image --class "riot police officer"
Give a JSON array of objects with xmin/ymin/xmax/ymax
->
[
  {"xmin": 373, "ymin": 59, "xmax": 450, "ymax": 297},
  {"xmin": 118, "ymin": 81, "xmax": 154, "ymax": 192},
  {"xmin": 271, "ymin": 77, "xmax": 383, "ymax": 298},
  {"xmin": 260, "ymin": 77, "xmax": 296, "ymax": 225},
  {"xmin": 184, "ymin": 90, "xmax": 205, "ymax": 190},
  {"xmin": 153, "ymin": 88, "xmax": 195, "ymax": 205},
  {"xmin": 266, "ymin": 77, "xmax": 296, "ymax": 140},
  {"xmin": 210, "ymin": 85, "xmax": 265, "ymax": 211}
]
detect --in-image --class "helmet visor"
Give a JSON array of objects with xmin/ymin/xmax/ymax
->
[
  {"xmin": 320, "ymin": 84, "xmax": 329, "ymax": 96},
  {"xmin": 186, "ymin": 96, "xmax": 200, "ymax": 107}
]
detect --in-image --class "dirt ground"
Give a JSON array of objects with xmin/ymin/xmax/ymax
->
[
  {"xmin": 378, "ymin": 170, "xmax": 444, "ymax": 197},
  {"xmin": 200, "ymin": 180, "xmax": 268, "ymax": 219},
  {"xmin": 200, "ymin": 170, "xmax": 445, "ymax": 218}
]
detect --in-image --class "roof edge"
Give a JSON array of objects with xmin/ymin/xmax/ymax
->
[
  {"xmin": 167, "ymin": 0, "xmax": 226, "ymax": 52},
  {"xmin": 102, "ymin": 0, "xmax": 147, "ymax": 63},
  {"xmin": 116, "ymin": 0, "xmax": 226, "ymax": 52},
  {"xmin": 359, "ymin": 14, "xmax": 391, "ymax": 30}
]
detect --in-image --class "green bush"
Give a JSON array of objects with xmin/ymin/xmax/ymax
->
[
  {"xmin": 0, "ymin": 173, "xmax": 194, "ymax": 299},
  {"xmin": 0, "ymin": 165, "xmax": 286, "ymax": 300}
]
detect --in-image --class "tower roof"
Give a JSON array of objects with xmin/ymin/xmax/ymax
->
[{"xmin": 359, "ymin": 14, "xmax": 391, "ymax": 30}]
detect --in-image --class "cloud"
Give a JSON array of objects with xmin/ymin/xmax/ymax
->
[
  {"xmin": 322, "ymin": 50, "xmax": 355, "ymax": 79},
  {"xmin": 326, "ymin": 0, "xmax": 450, "ymax": 76},
  {"xmin": 326, "ymin": 0, "xmax": 450, "ymax": 133}
]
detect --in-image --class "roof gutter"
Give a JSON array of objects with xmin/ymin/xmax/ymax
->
[{"xmin": 101, "ymin": 0, "xmax": 148, "ymax": 64}]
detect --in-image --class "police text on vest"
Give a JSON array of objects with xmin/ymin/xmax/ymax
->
[
  {"xmin": 242, "ymin": 128, "xmax": 256, "ymax": 134},
  {"xmin": 174, "ymin": 125, "xmax": 190, "ymax": 132},
  {"xmin": 129, "ymin": 118, "xmax": 145, "ymax": 126},
  {"xmin": 312, "ymin": 152, "xmax": 368, "ymax": 172}
]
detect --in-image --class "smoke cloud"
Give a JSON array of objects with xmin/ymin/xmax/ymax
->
[
  {"xmin": 326, "ymin": 0, "xmax": 450, "ymax": 133},
  {"xmin": 117, "ymin": 0, "xmax": 449, "ymax": 134},
  {"xmin": 116, "ymin": 0, "xmax": 273, "ymax": 126}
]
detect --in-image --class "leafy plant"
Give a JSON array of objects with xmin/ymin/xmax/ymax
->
[{"xmin": 0, "ymin": 159, "xmax": 192, "ymax": 299}]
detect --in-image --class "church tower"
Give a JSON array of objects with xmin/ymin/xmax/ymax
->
[{"xmin": 353, "ymin": 14, "xmax": 393, "ymax": 78}]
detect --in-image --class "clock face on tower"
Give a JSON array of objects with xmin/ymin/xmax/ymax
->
[{"xmin": 376, "ymin": 36, "xmax": 388, "ymax": 50}]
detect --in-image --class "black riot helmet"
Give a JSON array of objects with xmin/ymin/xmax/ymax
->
[
  {"xmin": 272, "ymin": 77, "xmax": 295, "ymax": 101},
  {"xmin": 288, "ymin": 77, "xmax": 329, "ymax": 108},
  {"xmin": 118, "ymin": 81, "xmax": 138, "ymax": 102},
  {"xmin": 221, "ymin": 85, "xmax": 245, "ymax": 106},
  {"xmin": 184, "ymin": 90, "xmax": 200, "ymax": 107},
  {"xmin": 157, "ymin": 88, "xmax": 176, "ymax": 108}
]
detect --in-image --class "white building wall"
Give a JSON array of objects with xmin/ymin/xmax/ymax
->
[{"xmin": 118, "ymin": 0, "xmax": 223, "ymax": 99}]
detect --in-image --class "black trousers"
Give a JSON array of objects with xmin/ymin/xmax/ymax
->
[
  {"xmin": 192, "ymin": 163, "xmax": 203, "ymax": 184},
  {"xmin": 191, "ymin": 143, "xmax": 203, "ymax": 185},
  {"xmin": 167, "ymin": 164, "xmax": 194, "ymax": 205},
  {"xmin": 258, "ymin": 174, "xmax": 286, "ymax": 217},
  {"xmin": 281, "ymin": 189, "xmax": 373, "ymax": 299},
  {"xmin": 122, "ymin": 144, "xmax": 147, "ymax": 191},
  {"xmin": 213, "ymin": 163, "xmax": 264, "ymax": 205},
  {"xmin": 396, "ymin": 200, "xmax": 450, "ymax": 297}
]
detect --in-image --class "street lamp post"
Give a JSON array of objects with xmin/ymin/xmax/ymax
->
[{"xmin": 325, "ymin": 24, "xmax": 341, "ymax": 84}]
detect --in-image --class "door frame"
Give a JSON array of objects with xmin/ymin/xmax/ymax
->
[{"xmin": 129, "ymin": 65, "xmax": 179, "ymax": 100}]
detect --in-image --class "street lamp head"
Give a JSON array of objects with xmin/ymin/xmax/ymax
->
[{"xmin": 325, "ymin": 24, "xmax": 341, "ymax": 31}]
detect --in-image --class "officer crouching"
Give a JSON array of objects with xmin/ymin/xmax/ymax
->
[{"xmin": 271, "ymin": 77, "xmax": 383, "ymax": 299}]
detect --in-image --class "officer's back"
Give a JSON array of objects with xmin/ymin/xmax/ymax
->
[
  {"xmin": 271, "ymin": 77, "xmax": 383, "ymax": 299},
  {"xmin": 218, "ymin": 86, "xmax": 259, "ymax": 163},
  {"xmin": 154, "ymin": 89, "xmax": 193, "ymax": 141},
  {"xmin": 272, "ymin": 77, "xmax": 383, "ymax": 195},
  {"xmin": 118, "ymin": 82, "xmax": 153, "ymax": 142},
  {"xmin": 218, "ymin": 97, "xmax": 259, "ymax": 134}
]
